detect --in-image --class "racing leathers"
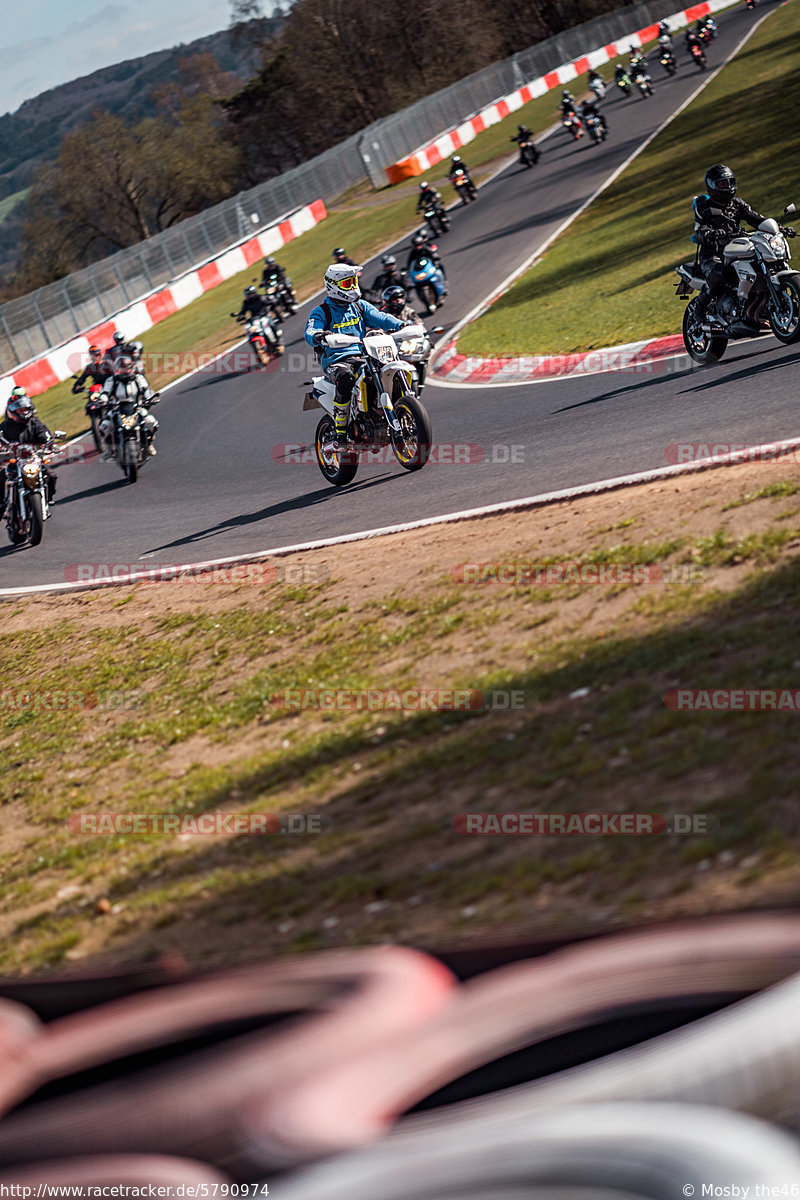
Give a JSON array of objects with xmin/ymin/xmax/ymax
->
[
  {"xmin": 416, "ymin": 186, "xmax": 442, "ymax": 215},
  {"xmin": 691, "ymin": 193, "xmax": 765, "ymax": 316},
  {"xmin": 104, "ymin": 341, "xmax": 155, "ymax": 402},
  {"xmin": 99, "ymin": 372, "xmax": 159, "ymax": 456},
  {"xmin": 304, "ymin": 299, "xmax": 405, "ymax": 440}
]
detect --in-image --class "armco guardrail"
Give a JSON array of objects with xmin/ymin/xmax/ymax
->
[
  {"xmin": 0, "ymin": 200, "xmax": 326, "ymax": 397},
  {"xmin": 0, "ymin": 0, "xmax": 737, "ymax": 381}
]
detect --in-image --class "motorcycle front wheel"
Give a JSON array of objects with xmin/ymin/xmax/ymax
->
[
  {"xmin": 682, "ymin": 299, "xmax": 728, "ymax": 365},
  {"xmin": 125, "ymin": 439, "xmax": 139, "ymax": 484},
  {"xmin": 390, "ymin": 387, "xmax": 433, "ymax": 472},
  {"xmin": 768, "ymin": 274, "xmax": 800, "ymax": 343},
  {"xmin": 28, "ymin": 493, "xmax": 44, "ymax": 546},
  {"xmin": 6, "ymin": 514, "xmax": 26, "ymax": 545},
  {"xmin": 315, "ymin": 416, "xmax": 358, "ymax": 487}
]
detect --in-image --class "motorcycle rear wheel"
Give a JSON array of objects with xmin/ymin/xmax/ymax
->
[
  {"xmin": 682, "ymin": 299, "xmax": 728, "ymax": 365},
  {"xmin": 315, "ymin": 416, "xmax": 358, "ymax": 487},
  {"xmin": 768, "ymin": 273, "xmax": 800, "ymax": 344},
  {"xmin": 390, "ymin": 387, "xmax": 433, "ymax": 472},
  {"xmin": 28, "ymin": 493, "xmax": 44, "ymax": 546}
]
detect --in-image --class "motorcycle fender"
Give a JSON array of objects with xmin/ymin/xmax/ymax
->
[{"xmin": 773, "ymin": 269, "xmax": 797, "ymax": 279}]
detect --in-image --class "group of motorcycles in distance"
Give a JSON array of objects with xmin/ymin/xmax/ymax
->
[{"xmin": 558, "ymin": 14, "xmax": 725, "ymax": 145}]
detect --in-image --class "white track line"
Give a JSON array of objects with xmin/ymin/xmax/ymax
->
[
  {"xmin": 428, "ymin": 8, "xmax": 775, "ymax": 388},
  {"xmin": 5, "ymin": 436, "xmax": 800, "ymax": 598}
]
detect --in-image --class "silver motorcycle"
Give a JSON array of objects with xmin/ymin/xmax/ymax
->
[{"xmin": 676, "ymin": 202, "xmax": 800, "ymax": 365}]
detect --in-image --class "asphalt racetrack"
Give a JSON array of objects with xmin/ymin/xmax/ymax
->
[{"xmin": 4, "ymin": 1, "xmax": 796, "ymax": 590}]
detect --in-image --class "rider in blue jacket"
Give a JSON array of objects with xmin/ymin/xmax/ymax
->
[{"xmin": 305, "ymin": 263, "xmax": 406, "ymax": 447}]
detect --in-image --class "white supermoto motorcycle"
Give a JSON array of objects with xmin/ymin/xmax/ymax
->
[
  {"xmin": 303, "ymin": 327, "xmax": 433, "ymax": 486},
  {"xmin": 676, "ymin": 202, "xmax": 800, "ymax": 365}
]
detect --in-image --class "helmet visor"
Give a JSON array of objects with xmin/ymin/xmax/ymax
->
[
  {"xmin": 337, "ymin": 274, "xmax": 359, "ymax": 292},
  {"xmin": 714, "ymin": 177, "xmax": 735, "ymax": 193}
]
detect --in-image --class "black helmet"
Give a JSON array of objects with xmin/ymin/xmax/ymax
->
[
  {"xmin": 381, "ymin": 254, "xmax": 397, "ymax": 269},
  {"xmin": 6, "ymin": 392, "xmax": 34, "ymax": 422},
  {"xmin": 264, "ymin": 256, "xmax": 276, "ymax": 266},
  {"xmin": 112, "ymin": 331, "xmax": 125, "ymax": 345},
  {"xmin": 382, "ymin": 285, "xmax": 406, "ymax": 313},
  {"xmin": 705, "ymin": 163, "xmax": 736, "ymax": 202},
  {"xmin": 452, "ymin": 155, "xmax": 461, "ymax": 164},
  {"xmin": 332, "ymin": 247, "xmax": 347, "ymax": 259},
  {"xmin": 411, "ymin": 232, "xmax": 426, "ymax": 248},
  {"xmin": 245, "ymin": 285, "xmax": 257, "ymax": 296}
]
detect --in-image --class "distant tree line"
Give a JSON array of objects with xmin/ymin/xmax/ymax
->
[{"xmin": 6, "ymin": 0, "xmax": 636, "ymax": 298}]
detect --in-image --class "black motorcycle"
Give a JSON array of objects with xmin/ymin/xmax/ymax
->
[
  {"xmin": 423, "ymin": 203, "xmax": 450, "ymax": 237},
  {"xmin": 659, "ymin": 44, "xmax": 677, "ymax": 76},
  {"xmin": 451, "ymin": 167, "xmax": 477, "ymax": 204},
  {"xmin": 512, "ymin": 136, "xmax": 540, "ymax": 167},
  {"xmin": 1, "ymin": 433, "xmax": 64, "ymax": 547}
]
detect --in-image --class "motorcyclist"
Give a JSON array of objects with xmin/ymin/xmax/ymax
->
[
  {"xmin": 72, "ymin": 344, "xmax": 111, "ymax": 393},
  {"xmin": 260, "ymin": 256, "xmax": 297, "ymax": 309},
  {"xmin": 380, "ymin": 285, "xmax": 418, "ymax": 324},
  {"xmin": 0, "ymin": 390, "xmax": 57, "ymax": 516},
  {"xmin": 332, "ymin": 247, "xmax": 357, "ymax": 266},
  {"xmin": 657, "ymin": 18, "xmax": 671, "ymax": 39},
  {"xmin": 236, "ymin": 285, "xmax": 274, "ymax": 323},
  {"xmin": 304, "ymin": 264, "xmax": 410, "ymax": 448},
  {"xmin": 416, "ymin": 181, "xmax": 443, "ymax": 215},
  {"xmin": 448, "ymin": 155, "xmax": 473, "ymax": 187},
  {"xmin": 629, "ymin": 50, "xmax": 648, "ymax": 78},
  {"xmin": 104, "ymin": 331, "xmax": 157, "ymax": 402},
  {"xmin": 690, "ymin": 164, "xmax": 776, "ymax": 320},
  {"xmin": 615, "ymin": 63, "xmax": 631, "ymax": 85},
  {"xmin": 99, "ymin": 353, "xmax": 159, "ymax": 458},
  {"xmin": 512, "ymin": 123, "xmax": 534, "ymax": 145},
  {"xmin": 580, "ymin": 97, "xmax": 608, "ymax": 135},
  {"xmin": 405, "ymin": 230, "xmax": 446, "ymax": 281},
  {"xmin": 587, "ymin": 69, "xmax": 606, "ymax": 96},
  {"xmin": 370, "ymin": 254, "xmax": 407, "ymax": 301},
  {"xmin": 560, "ymin": 90, "xmax": 578, "ymax": 117}
]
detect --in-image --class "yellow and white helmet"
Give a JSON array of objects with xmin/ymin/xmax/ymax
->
[{"xmin": 324, "ymin": 262, "xmax": 361, "ymax": 304}]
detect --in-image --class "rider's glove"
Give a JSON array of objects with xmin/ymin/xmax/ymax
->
[
  {"xmin": 781, "ymin": 226, "xmax": 796, "ymax": 238},
  {"xmin": 71, "ymin": 382, "xmax": 83, "ymax": 394},
  {"xmin": 312, "ymin": 331, "xmax": 330, "ymax": 347}
]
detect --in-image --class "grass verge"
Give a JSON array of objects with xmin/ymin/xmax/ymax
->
[{"xmin": 459, "ymin": 1, "xmax": 800, "ymax": 357}]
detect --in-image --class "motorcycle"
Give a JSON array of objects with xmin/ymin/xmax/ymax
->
[
  {"xmin": 746, "ymin": 0, "xmax": 757, "ymax": 8},
  {"xmin": 689, "ymin": 40, "xmax": 707, "ymax": 69},
  {"xmin": 675, "ymin": 203, "xmax": 800, "ymax": 366},
  {"xmin": 512, "ymin": 136, "xmax": 540, "ymax": 167},
  {"xmin": 423, "ymin": 203, "xmax": 450, "ymax": 237},
  {"xmin": 263, "ymin": 278, "xmax": 297, "ymax": 319},
  {"xmin": 303, "ymin": 328, "xmax": 433, "ymax": 487},
  {"xmin": 615, "ymin": 70, "xmax": 633, "ymax": 96},
  {"xmin": 588, "ymin": 76, "xmax": 607, "ymax": 99},
  {"xmin": 408, "ymin": 253, "xmax": 447, "ymax": 315},
  {"xmin": 1, "ymin": 433, "xmax": 64, "ymax": 547},
  {"xmin": 659, "ymin": 42, "xmax": 677, "ymax": 76},
  {"xmin": 234, "ymin": 313, "xmax": 284, "ymax": 366},
  {"xmin": 562, "ymin": 113, "xmax": 583, "ymax": 140},
  {"xmin": 98, "ymin": 381, "xmax": 158, "ymax": 484},
  {"xmin": 699, "ymin": 17, "xmax": 717, "ymax": 40},
  {"xmin": 451, "ymin": 167, "xmax": 477, "ymax": 204},
  {"xmin": 72, "ymin": 377, "xmax": 107, "ymax": 453},
  {"xmin": 631, "ymin": 66, "xmax": 654, "ymax": 97},
  {"xmin": 584, "ymin": 113, "xmax": 607, "ymax": 145}
]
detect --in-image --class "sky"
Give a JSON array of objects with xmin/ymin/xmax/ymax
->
[{"xmin": 0, "ymin": 0, "xmax": 248, "ymax": 118}]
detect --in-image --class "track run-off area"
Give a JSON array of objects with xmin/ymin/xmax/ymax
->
[{"xmin": 3, "ymin": 0, "xmax": 797, "ymax": 595}]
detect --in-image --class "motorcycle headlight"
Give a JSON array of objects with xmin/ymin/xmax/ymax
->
[
  {"xmin": 21, "ymin": 462, "xmax": 39, "ymax": 480},
  {"xmin": 769, "ymin": 234, "xmax": 788, "ymax": 257},
  {"xmin": 120, "ymin": 414, "xmax": 137, "ymax": 430},
  {"xmin": 399, "ymin": 338, "xmax": 425, "ymax": 355}
]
